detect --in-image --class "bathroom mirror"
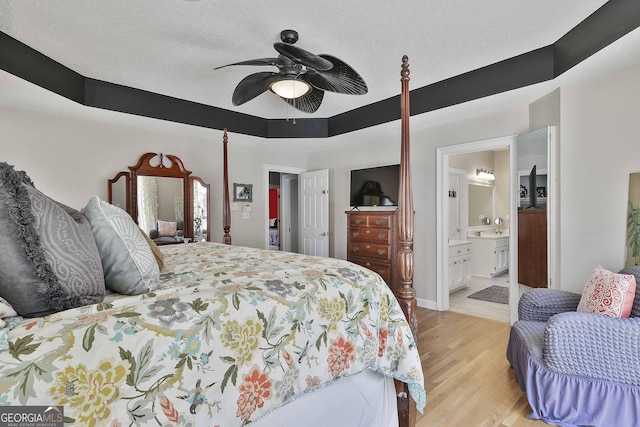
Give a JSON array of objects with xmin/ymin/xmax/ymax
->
[{"xmin": 468, "ymin": 182, "xmax": 496, "ymax": 228}]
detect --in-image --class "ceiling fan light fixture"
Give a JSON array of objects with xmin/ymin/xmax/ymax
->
[{"xmin": 270, "ymin": 78, "xmax": 311, "ymax": 99}]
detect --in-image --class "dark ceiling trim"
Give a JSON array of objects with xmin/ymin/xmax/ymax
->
[
  {"xmin": 85, "ymin": 78, "xmax": 268, "ymax": 137},
  {"xmin": 555, "ymin": 0, "xmax": 640, "ymax": 75},
  {"xmin": 0, "ymin": 31, "xmax": 85, "ymax": 103},
  {"xmin": 1, "ymin": 0, "xmax": 639, "ymax": 139}
]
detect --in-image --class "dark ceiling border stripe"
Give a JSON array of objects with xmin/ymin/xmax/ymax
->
[
  {"xmin": 555, "ymin": 0, "xmax": 640, "ymax": 75},
  {"xmin": 85, "ymin": 78, "xmax": 268, "ymax": 137},
  {"xmin": 0, "ymin": 31, "xmax": 85, "ymax": 103},
  {"xmin": 1, "ymin": 0, "xmax": 639, "ymax": 139}
]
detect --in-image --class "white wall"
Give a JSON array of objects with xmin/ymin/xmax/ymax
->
[
  {"xmin": 559, "ymin": 64, "xmax": 640, "ymax": 292},
  {"xmin": 0, "ymin": 104, "xmax": 307, "ymax": 248}
]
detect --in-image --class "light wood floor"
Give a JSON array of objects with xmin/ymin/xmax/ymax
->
[
  {"xmin": 449, "ymin": 273, "xmax": 509, "ymax": 323},
  {"xmin": 415, "ymin": 308, "xmax": 548, "ymax": 427}
]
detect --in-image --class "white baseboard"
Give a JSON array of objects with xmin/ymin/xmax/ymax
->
[{"xmin": 417, "ymin": 298, "xmax": 437, "ymax": 310}]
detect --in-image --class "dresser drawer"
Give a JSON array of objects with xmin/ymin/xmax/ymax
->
[
  {"xmin": 349, "ymin": 214, "xmax": 391, "ymax": 228},
  {"xmin": 349, "ymin": 257, "xmax": 392, "ymax": 284},
  {"xmin": 348, "ymin": 242, "xmax": 391, "ymax": 260},
  {"xmin": 348, "ymin": 228, "xmax": 391, "ymax": 244}
]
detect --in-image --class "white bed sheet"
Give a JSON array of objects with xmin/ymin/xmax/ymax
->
[{"xmin": 254, "ymin": 369, "xmax": 398, "ymax": 427}]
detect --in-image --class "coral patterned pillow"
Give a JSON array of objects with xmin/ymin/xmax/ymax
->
[
  {"xmin": 577, "ymin": 266, "xmax": 636, "ymax": 318},
  {"xmin": 0, "ymin": 296, "xmax": 18, "ymax": 329}
]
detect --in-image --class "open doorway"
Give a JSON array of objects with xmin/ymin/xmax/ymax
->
[
  {"xmin": 264, "ymin": 165, "xmax": 305, "ymax": 253},
  {"xmin": 263, "ymin": 165, "xmax": 331, "ymax": 257},
  {"xmin": 436, "ymin": 135, "xmax": 519, "ymax": 324}
]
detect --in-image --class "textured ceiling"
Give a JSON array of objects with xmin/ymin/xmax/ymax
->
[{"xmin": 1, "ymin": 0, "xmax": 640, "ymax": 148}]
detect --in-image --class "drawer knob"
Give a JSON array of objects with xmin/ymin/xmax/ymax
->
[
  {"xmin": 366, "ymin": 262, "xmax": 371, "ymax": 267},
  {"xmin": 352, "ymin": 232, "xmax": 360, "ymax": 237},
  {"xmin": 366, "ymin": 245, "xmax": 371, "ymax": 249},
  {"xmin": 375, "ymin": 219, "xmax": 383, "ymax": 225},
  {"xmin": 378, "ymin": 233, "xmax": 385, "ymax": 239},
  {"xmin": 377, "ymin": 270, "xmax": 385, "ymax": 275},
  {"xmin": 378, "ymin": 249, "xmax": 385, "ymax": 255},
  {"xmin": 355, "ymin": 219, "xmax": 362, "ymax": 224},
  {"xmin": 366, "ymin": 230, "xmax": 371, "ymax": 234},
  {"xmin": 352, "ymin": 247, "xmax": 359, "ymax": 252}
]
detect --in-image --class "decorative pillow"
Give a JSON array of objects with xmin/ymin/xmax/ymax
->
[
  {"xmin": 0, "ymin": 296, "xmax": 21, "ymax": 352},
  {"xmin": 0, "ymin": 163, "xmax": 105, "ymax": 317},
  {"xmin": 157, "ymin": 220, "xmax": 178, "ymax": 237},
  {"xmin": 82, "ymin": 196, "xmax": 160, "ymax": 295},
  {"xmin": 140, "ymin": 227, "xmax": 165, "ymax": 269},
  {"xmin": 0, "ymin": 297, "xmax": 17, "ymax": 329},
  {"xmin": 577, "ymin": 266, "xmax": 636, "ymax": 318},
  {"xmin": 83, "ymin": 196, "xmax": 160, "ymax": 295}
]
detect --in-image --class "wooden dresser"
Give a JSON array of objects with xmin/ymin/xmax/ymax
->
[
  {"xmin": 518, "ymin": 209, "xmax": 548, "ymax": 288},
  {"xmin": 346, "ymin": 210, "xmax": 398, "ymax": 291}
]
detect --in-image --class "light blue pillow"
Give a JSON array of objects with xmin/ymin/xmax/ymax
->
[{"xmin": 82, "ymin": 196, "xmax": 160, "ymax": 294}]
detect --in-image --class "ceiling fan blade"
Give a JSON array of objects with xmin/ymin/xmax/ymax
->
[
  {"xmin": 273, "ymin": 42, "xmax": 333, "ymax": 71},
  {"xmin": 306, "ymin": 54, "xmax": 368, "ymax": 95},
  {"xmin": 281, "ymin": 87, "xmax": 325, "ymax": 113},
  {"xmin": 214, "ymin": 58, "xmax": 283, "ymax": 70},
  {"xmin": 232, "ymin": 72, "xmax": 280, "ymax": 105}
]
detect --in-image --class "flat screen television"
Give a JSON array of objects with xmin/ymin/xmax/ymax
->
[
  {"xmin": 350, "ymin": 164, "xmax": 400, "ymax": 207},
  {"xmin": 527, "ymin": 165, "xmax": 540, "ymax": 209}
]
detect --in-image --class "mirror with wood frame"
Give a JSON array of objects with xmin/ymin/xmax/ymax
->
[{"xmin": 107, "ymin": 153, "xmax": 211, "ymax": 245}]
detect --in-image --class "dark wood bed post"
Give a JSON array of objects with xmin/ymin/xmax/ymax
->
[
  {"xmin": 222, "ymin": 129, "xmax": 232, "ymax": 245},
  {"xmin": 396, "ymin": 55, "xmax": 418, "ymax": 427}
]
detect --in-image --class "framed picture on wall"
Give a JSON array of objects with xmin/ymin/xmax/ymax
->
[{"xmin": 233, "ymin": 183, "xmax": 253, "ymax": 202}]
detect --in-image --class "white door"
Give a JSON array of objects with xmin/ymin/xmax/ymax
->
[
  {"xmin": 299, "ymin": 169, "xmax": 329, "ymax": 257},
  {"xmin": 448, "ymin": 169, "xmax": 465, "ymax": 241}
]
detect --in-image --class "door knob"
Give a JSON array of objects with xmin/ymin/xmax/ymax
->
[{"xmin": 320, "ymin": 232, "xmax": 327, "ymax": 236}]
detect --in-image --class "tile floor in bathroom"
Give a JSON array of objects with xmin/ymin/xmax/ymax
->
[{"xmin": 449, "ymin": 272, "xmax": 510, "ymax": 323}]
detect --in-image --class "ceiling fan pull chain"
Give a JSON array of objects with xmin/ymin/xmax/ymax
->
[
  {"xmin": 291, "ymin": 80, "xmax": 297, "ymax": 124},
  {"xmin": 292, "ymin": 100, "xmax": 297, "ymax": 125}
]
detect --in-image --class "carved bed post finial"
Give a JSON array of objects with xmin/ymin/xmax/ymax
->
[{"xmin": 222, "ymin": 129, "xmax": 232, "ymax": 245}]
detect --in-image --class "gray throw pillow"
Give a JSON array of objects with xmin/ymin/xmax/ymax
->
[
  {"xmin": 82, "ymin": 196, "xmax": 160, "ymax": 295},
  {"xmin": 0, "ymin": 168, "xmax": 105, "ymax": 317}
]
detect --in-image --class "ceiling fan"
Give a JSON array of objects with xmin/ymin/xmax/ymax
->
[{"xmin": 214, "ymin": 29, "xmax": 368, "ymax": 113}]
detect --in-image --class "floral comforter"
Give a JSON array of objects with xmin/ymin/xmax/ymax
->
[{"xmin": 0, "ymin": 242, "xmax": 425, "ymax": 426}]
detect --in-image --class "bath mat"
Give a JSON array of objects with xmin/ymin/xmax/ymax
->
[{"xmin": 467, "ymin": 285, "xmax": 508, "ymax": 304}]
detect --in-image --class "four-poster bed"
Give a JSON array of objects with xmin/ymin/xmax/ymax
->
[
  {"xmin": 0, "ymin": 57, "xmax": 423, "ymax": 427},
  {"xmin": 218, "ymin": 56, "xmax": 420, "ymax": 426}
]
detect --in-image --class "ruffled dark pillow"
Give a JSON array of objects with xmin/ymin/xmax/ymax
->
[{"xmin": 0, "ymin": 162, "xmax": 105, "ymax": 317}]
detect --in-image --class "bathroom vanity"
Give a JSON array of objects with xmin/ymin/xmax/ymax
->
[
  {"xmin": 468, "ymin": 234, "xmax": 509, "ymax": 277},
  {"xmin": 448, "ymin": 239, "xmax": 472, "ymax": 292}
]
